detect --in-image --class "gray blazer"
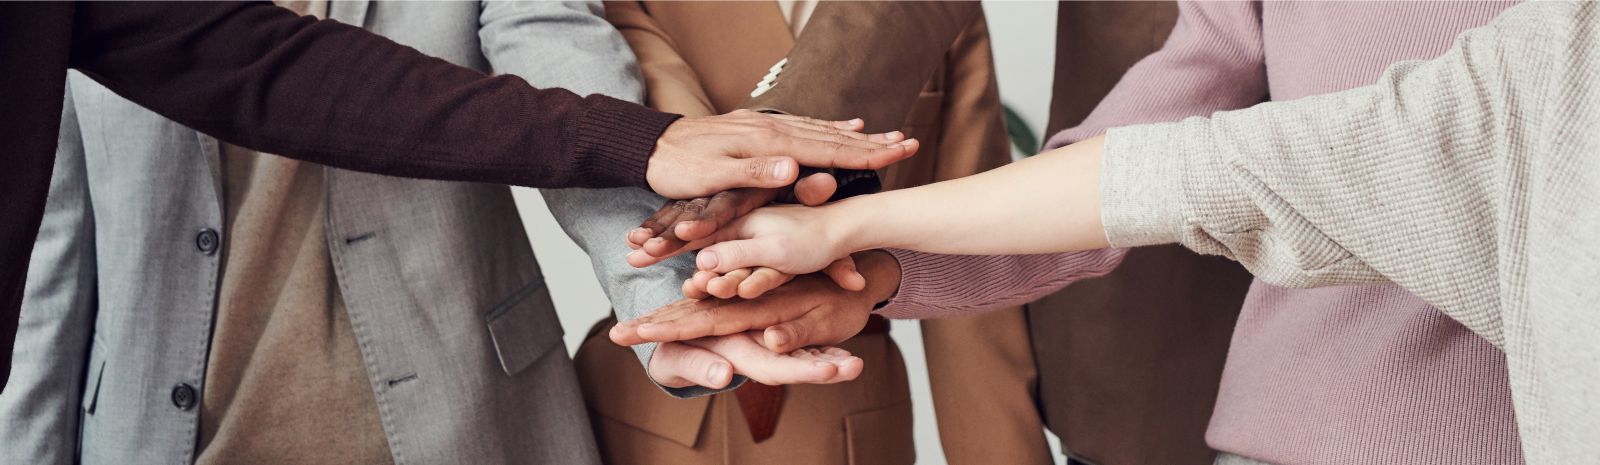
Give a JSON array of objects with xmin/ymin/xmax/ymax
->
[{"xmin": 0, "ymin": 2, "xmax": 646, "ymax": 464}]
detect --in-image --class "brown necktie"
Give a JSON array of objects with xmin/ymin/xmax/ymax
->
[{"xmin": 733, "ymin": 382, "xmax": 784, "ymax": 442}]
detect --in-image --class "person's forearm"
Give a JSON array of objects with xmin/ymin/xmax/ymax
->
[
  {"xmin": 832, "ymin": 137, "xmax": 1110, "ymax": 256},
  {"xmin": 71, "ymin": 2, "xmax": 676, "ymax": 190}
]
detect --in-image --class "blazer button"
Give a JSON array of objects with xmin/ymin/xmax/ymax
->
[
  {"xmin": 171, "ymin": 383, "xmax": 198, "ymax": 410},
  {"xmin": 195, "ymin": 229, "xmax": 219, "ymax": 255}
]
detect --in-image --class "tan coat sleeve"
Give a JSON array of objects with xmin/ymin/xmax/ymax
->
[
  {"xmin": 902, "ymin": 15, "xmax": 1055, "ymax": 465},
  {"xmin": 602, "ymin": 1, "xmax": 717, "ymax": 117}
]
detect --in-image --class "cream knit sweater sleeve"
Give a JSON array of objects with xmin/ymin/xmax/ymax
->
[
  {"xmin": 1098, "ymin": 3, "xmax": 1598, "ymax": 463},
  {"xmin": 1103, "ymin": 0, "xmax": 1578, "ymax": 346}
]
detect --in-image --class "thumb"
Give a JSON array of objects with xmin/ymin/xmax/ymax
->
[
  {"xmin": 713, "ymin": 156, "xmax": 797, "ymax": 192},
  {"xmin": 696, "ymin": 238, "xmax": 791, "ymax": 274},
  {"xmin": 649, "ymin": 342, "xmax": 735, "ymax": 389},
  {"xmin": 792, "ymin": 172, "xmax": 838, "ymax": 206},
  {"xmin": 762, "ymin": 310, "xmax": 862, "ymax": 353}
]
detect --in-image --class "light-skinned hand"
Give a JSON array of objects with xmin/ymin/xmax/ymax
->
[
  {"xmin": 646, "ymin": 332, "xmax": 864, "ymax": 389},
  {"xmin": 626, "ymin": 175, "xmax": 837, "ymax": 262},
  {"xmin": 645, "ymin": 110, "xmax": 917, "ymax": 199}
]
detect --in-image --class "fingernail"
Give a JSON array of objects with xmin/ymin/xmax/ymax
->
[
  {"xmin": 772, "ymin": 160, "xmax": 792, "ymax": 180},
  {"xmin": 813, "ymin": 361, "xmax": 832, "ymax": 369},
  {"xmin": 698, "ymin": 250, "xmax": 719, "ymax": 270},
  {"xmin": 708, "ymin": 363, "xmax": 730, "ymax": 382},
  {"xmin": 646, "ymin": 237, "xmax": 663, "ymax": 247}
]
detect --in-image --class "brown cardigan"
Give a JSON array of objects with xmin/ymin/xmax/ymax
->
[{"xmin": 0, "ymin": 1, "xmax": 679, "ymax": 391}]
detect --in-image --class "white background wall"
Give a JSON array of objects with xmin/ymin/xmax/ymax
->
[{"xmin": 511, "ymin": 2, "xmax": 1062, "ymax": 463}]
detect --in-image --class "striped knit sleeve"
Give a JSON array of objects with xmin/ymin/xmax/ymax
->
[{"xmin": 874, "ymin": 249, "xmax": 1127, "ymax": 319}]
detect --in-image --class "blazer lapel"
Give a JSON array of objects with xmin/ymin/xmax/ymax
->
[
  {"xmin": 644, "ymin": 1, "xmax": 794, "ymax": 112},
  {"xmin": 195, "ymin": 134, "xmax": 225, "ymax": 213}
]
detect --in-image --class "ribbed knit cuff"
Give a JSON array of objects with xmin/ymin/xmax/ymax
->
[
  {"xmin": 569, "ymin": 95, "xmax": 682, "ymax": 189},
  {"xmin": 877, "ymin": 248, "xmax": 960, "ymax": 319},
  {"xmin": 1100, "ymin": 124, "xmax": 1192, "ymax": 247},
  {"xmin": 874, "ymin": 248, "xmax": 1127, "ymax": 319}
]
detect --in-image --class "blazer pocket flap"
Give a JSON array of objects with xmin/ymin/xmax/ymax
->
[
  {"xmin": 575, "ymin": 320, "xmax": 713, "ymax": 449},
  {"xmin": 845, "ymin": 401, "xmax": 915, "ymax": 465},
  {"xmin": 484, "ymin": 282, "xmax": 564, "ymax": 376},
  {"xmin": 81, "ymin": 353, "xmax": 106, "ymax": 415}
]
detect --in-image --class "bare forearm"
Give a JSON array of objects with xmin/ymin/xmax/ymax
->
[{"xmin": 834, "ymin": 137, "xmax": 1110, "ymax": 256}]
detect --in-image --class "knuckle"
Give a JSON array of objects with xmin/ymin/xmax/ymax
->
[{"xmin": 746, "ymin": 159, "xmax": 772, "ymax": 180}]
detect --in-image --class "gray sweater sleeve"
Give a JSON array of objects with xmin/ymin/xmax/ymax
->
[
  {"xmin": 480, "ymin": 0, "xmax": 740, "ymax": 398},
  {"xmin": 1098, "ymin": 0, "xmax": 1579, "ymax": 348}
]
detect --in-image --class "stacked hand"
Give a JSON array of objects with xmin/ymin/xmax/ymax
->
[
  {"xmin": 627, "ymin": 251, "xmax": 901, "ymax": 390},
  {"xmin": 625, "ymin": 113, "xmax": 910, "ymax": 390},
  {"xmin": 624, "ymin": 197, "xmax": 899, "ymax": 389},
  {"xmin": 645, "ymin": 110, "xmax": 917, "ymax": 198}
]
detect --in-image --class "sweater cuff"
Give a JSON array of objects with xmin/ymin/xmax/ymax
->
[
  {"xmin": 569, "ymin": 95, "xmax": 682, "ymax": 189},
  {"xmin": 876, "ymin": 248, "xmax": 962, "ymax": 319},
  {"xmin": 1099, "ymin": 123, "xmax": 1192, "ymax": 247}
]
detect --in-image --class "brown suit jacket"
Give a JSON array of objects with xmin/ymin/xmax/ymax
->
[
  {"xmin": 584, "ymin": 2, "xmax": 1044, "ymax": 464},
  {"xmin": 1031, "ymin": 3, "xmax": 1255, "ymax": 465}
]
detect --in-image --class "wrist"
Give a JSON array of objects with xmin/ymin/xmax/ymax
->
[
  {"xmin": 852, "ymin": 249, "xmax": 901, "ymax": 306},
  {"xmin": 821, "ymin": 196, "xmax": 876, "ymax": 256}
]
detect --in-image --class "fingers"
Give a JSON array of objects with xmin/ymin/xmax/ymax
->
[
  {"xmin": 671, "ymin": 188, "xmax": 780, "ymax": 243},
  {"xmin": 770, "ymin": 121, "xmax": 903, "ymax": 151},
  {"xmin": 822, "ymin": 257, "xmax": 867, "ymax": 291},
  {"xmin": 682, "ymin": 273, "xmax": 712, "ymax": 299},
  {"xmin": 738, "ymin": 267, "xmax": 793, "ymax": 299},
  {"xmin": 761, "ymin": 305, "xmax": 866, "ymax": 353},
  {"xmin": 791, "ymin": 172, "xmax": 838, "ymax": 206},
  {"xmin": 626, "ymin": 243, "xmax": 694, "ymax": 268},
  {"xmin": 778, "ymin": 347, "xmax": 863, "ymax": 384},
  {"xmin": 705, "ymin": 268, "xmax": 753, "ymax": 299},
  {"xmin": 631, "ymin": 201, "xmax": 683, "ymax": 249},
  {"xmin": 767, "ymin": 114, "xmax": 865, "ymax": 132},
  {"xmin": 687, "ymin": 333, "xmax": 860, "ymax": 385},
  {"xmin": 682, "ymin": 270, "xmax": 719, "ymax": 299},
  {"xmin": 615, "ymin": 297, "xmax": 803, "ymax": 344},
  {"xmin": 773, "ymin": 137, "xmax": 919, "ymax": 171},
  {"xmin": 648, "ymin": 342, "xmax": 735, "ymax": 389},
  {"xmin": 696, "ymin": 238, "xmax": 788, "ymax": 274},
  {"xmin": 767, "ymin": 115, "xmax": 906, "ymax": 147}
]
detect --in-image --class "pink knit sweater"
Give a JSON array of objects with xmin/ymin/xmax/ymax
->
[{"xmin": 879, "ymin": 3, "xmax": 1522, "ymax": 464}]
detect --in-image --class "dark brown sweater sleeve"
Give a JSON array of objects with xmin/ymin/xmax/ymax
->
[{"xmin": 67, "ymin": 1, "xmax": 679, "ymax": 189}]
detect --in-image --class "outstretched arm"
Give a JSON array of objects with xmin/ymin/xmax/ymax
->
[
  {"xmin": 690, "ymin": 1, "xmax": 1582, "ymax": 348},
  {"xmin": 68, "ymin": 2, "xmax": 910, "ymax": 197}
]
